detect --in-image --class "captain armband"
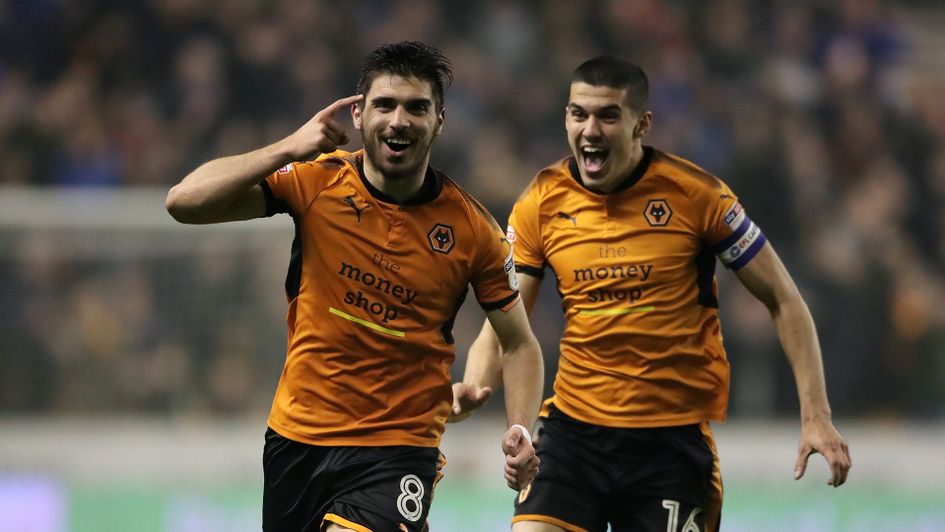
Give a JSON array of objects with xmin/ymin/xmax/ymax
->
[{"xmin": 713, "ymin": 203, "xmax": 767, "ymax": 270}]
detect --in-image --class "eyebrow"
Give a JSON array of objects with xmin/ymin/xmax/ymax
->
[
  {"xmin": 371, "ymin": 96, "xmax": 434, "ymax": 107},
  {"xmin": 568, "ymin": 103, "xmax": 623, "ymax": 114}
]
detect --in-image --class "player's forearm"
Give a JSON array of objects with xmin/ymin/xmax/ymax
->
[
  {"xmin": 463, "ymin": 322, "xmax": 504, "ymax": 391},
  {"xmin": 501, "ymin": 338, "xmax": 544, "ymax": 430},
  {"xmin": 772, "ymin": 295, "xmax": 833, "ymax": 420},
  {"xmin": 166, "ymin": 141, "xmax": 292, "ymax": 223}
]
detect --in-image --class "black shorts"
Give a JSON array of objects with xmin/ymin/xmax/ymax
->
[
  {"xmin": 513, "ymin": 406, "xmax": 722, "ymax": 532},
  {"xmin": 262, "ymin": 428, "xmax": 445, "ymax": 532}
]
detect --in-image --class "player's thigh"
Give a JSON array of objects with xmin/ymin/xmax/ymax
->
[
  {"xmin": 323, "ymin": 524, "xmax": 357, "ymax": 532},
  {"xmin": 615, "ymin": 497, "xmax": 705, "ymax": 532},
  {"xmin": 326, "ymin": 446, "xmax": 444, "ymax": 532},
  {"xmin": 262, "ymin": 428, "xmax": 332, "ymax": 531},
  {"xmin": 513, "ymin": 410, "xmax": 609, "ymax": 532},
  {"xmin": 262, "ymin": 430, "xmax": 443, "ymax": 532},
  {"xmin": 512, "ymin": 520, "xmax": 570, "ymax": 532},
  {"xmin": 610, "ymin": 424, "xmax": 720, "ymax": 532}
]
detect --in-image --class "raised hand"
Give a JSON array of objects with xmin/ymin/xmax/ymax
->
[
  {"xmin": 794, "ymin": 416, "xmax": 851, "ymax": 487},
  {"xmin": 281, "ymin": 94, "xmax": 363, "ymax": 161},
  {"xmin": 446, "ymin": 382, "xmax": 493, "ymax": 423},
  {"xmin": 501, "ymin": 425, "xmax": 540, "ymax": 491}
]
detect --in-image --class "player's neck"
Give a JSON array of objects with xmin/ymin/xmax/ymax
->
[
  {"xmin": 362, "ymin": 156, "xmax": 428, "ymax": 203},
  {"xmin": 600, "ymin": 142, "xmax": 646, "ymax": 194},
  {"xmin": 624, "ymin": 142, "xmax": 645, "ymax": 179}
]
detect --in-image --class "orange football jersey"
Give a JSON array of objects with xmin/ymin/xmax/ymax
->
[
  {"xmin": 508, "ymin": 147, "xmax": 766, "ymax": 428},
  {"xmin": 262, "ymin": 150, "xmax": 519, "ymax": 447}
]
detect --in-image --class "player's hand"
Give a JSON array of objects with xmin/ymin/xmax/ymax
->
[
  {"xmin": 446, "ymin": 382, "xmax": 493, "ymax": 423},
  {"xmin": 501, "ymin": 425, "xmax": 539, "ymax": 491},
  {"xmin": 794, "ymin": 416, "xmax": 851, "ymax": 487},
  {"xmin": 281, "ymin": 94, "xmax": 363, "ymax": 160}
]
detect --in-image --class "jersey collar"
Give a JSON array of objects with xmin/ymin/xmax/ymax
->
[
  {"xmin": 355, "ymin": 152, "xmax": 443, "ymax": 206},
  {"xmin": 567, "ymin": 145, "xmax": 654, "ymax": 194}
]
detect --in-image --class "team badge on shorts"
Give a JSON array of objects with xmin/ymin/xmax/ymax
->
[
  {"xmin": 428, "ymin": 223, "xmax": 455, "ymax": 254},
  {"xmin": 518, "ymin": 481, "xmax": 533, "ymax": 503}
]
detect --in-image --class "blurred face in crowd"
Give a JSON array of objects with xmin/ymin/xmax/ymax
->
[
  {"xmin": 353, "ymin": 74, "xmax": 444, "ymax": 181},
  {"xmin": 566, "ymin": 81, "xmax": 651, "ymax": 193}
]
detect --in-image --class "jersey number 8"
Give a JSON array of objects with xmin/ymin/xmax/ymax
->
[{"xmin": 397, "ymin": 474, "xmax": 425, "ymax": 522}]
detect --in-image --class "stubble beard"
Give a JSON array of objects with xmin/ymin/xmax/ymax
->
[{"xmin": 364, "ymin": 135, "xmax": 432, "ymax": 181}]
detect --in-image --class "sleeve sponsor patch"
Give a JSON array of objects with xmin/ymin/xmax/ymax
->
[
  {"xmin": 504, "ymin": 249, "xmax": 519, "ymax": 291},
  {"xmin": 713, "ymin": 214, "xmax": 766, "ymax": 270},
  {"xmin": 723, "ymin": 202, "xmax": 745, "ymax": 230},
  {"xmin": 277, "ymin": 163, "xmax": 294, "ymax": 174},
  {"xmin": 505, "ymin": 225, "xmax": 517, "ymax": 243}
]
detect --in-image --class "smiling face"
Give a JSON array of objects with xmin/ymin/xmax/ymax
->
[
  {"xmin": 352, "ymin": 74, "xmax": 444, "ymax": 182},
  {"xmin": 565, "ymin": 81, "xmax": 651, "ymax": 193}
]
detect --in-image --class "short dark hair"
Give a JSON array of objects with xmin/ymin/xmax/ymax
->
[
  {"xmin": 357, "ymin": 41, "xmax": 453, "ymax": 110},
  {"xmin": 573, "ymin": 56, "xmax": 649, "ymax": 113}
]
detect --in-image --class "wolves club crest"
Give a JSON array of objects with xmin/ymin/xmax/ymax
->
[
  {"xmin": 428, "ymin": 223, "xmax": 455, "ymax": 254},
  {"xmin": 644, "ymin": 199, "xmax": 672, "ymax": 227}
]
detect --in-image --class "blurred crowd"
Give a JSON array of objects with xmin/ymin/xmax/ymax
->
[{"xmin": 2, "ymin": 0, "xmax": 944, "ymax": 419}]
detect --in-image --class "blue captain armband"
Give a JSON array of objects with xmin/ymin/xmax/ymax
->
[{"xmin": 713, "ymin": 206, "xmax": 767, "ymax": 270}]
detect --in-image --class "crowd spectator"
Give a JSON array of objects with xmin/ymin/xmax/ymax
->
[{"xmin": 2, "ymin": 0, "xmax": 943, "ymax": 419}]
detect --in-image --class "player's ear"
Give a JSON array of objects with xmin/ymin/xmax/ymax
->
[
  {"xmin": 434, "ymin": 107, "xmax": 445, "ymax": 136},
  {"xmin": 351, "ymin": 100, "xmax": 363, "ymax": 130},
  {"xmin": 634, "ymin": 111, "xmax": 653, "ymax": 138}
]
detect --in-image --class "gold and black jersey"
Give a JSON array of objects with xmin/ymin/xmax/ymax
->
[
  {"xmin": 508, "ymin": 147, "xmax": 766, "ymax": 428},
  {"xmin": 263, "ymin": 149, "xmax": 519, "ymax": 447}
]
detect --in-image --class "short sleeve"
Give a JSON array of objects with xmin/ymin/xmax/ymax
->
[
  {"xmin": 263, "ymin": 160, "xmax": 329, "ymax": 216},
  {"xmin": 506, "ymin": 181, "xmax": 545, "ymax": 277},
  {"xmin": 469, "ymin": 209, "xmax": 520, "ymax": 312},
  {"xmin": 703, "ymin": 181, "xmax": 767, "ymax": 271}
]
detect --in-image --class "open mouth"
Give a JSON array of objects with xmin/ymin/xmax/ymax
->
[
  {"xmin": 384, "ymin": 137, "xmax": 412, "ymax": 156},
  {"xmin": 581, "ymin": 146, "xmax": 609, "ymax": 174}
]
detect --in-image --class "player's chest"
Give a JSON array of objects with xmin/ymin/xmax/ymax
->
[
  {"xmin": 304, "ymin": 191, "xmax": 470, "ymax": 281},
  {"xmin": 541, "ymin": 195, "xmax": 699, "ymax": 273}
]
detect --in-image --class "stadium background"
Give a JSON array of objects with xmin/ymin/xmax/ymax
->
[{"xmin": 1, "ymin": 0, "xmax": 944, "ymax": 530}]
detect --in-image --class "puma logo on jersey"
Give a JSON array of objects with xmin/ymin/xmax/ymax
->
[
  {"xmin": 556, "ymin": 211, "xmax": 578, "ymax": 225},
  {"xmin": 344, "ymin": 195, "xmax": 367, "ymax": 222}
]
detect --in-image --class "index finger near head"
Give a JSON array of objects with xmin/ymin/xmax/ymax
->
[{"xmin": 325, "ymin": 94, "xmax": 364, "ymax": 115}]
